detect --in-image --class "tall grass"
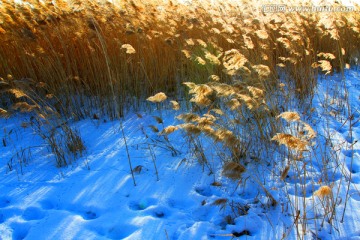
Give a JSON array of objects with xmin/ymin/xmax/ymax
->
[{"xmin": 1, "ymin": 0, "xmax": 359, "ymax": 118}]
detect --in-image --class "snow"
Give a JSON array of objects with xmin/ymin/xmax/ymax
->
[{"xmin": 0, "ymin": 68, "xmax": 360, "ymax": 240}]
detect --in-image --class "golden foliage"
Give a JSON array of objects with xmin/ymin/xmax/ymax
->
[
  {"xmin": 192, "ymin": 84, "xmax": 213, "ymax": 97},
  {"xmin": 185, "ymin": 38, "xmax": 195, "ymax": 46},
  {"xmin": 314, "ymin": 186, "xmax": 332, "ymax": 198},
  {"xmin": 252, "ymin": 64, "xmax": 271, "ymax": 79},
  {"xmin": 212, "ymin": 84, "xmax": 235, "ymax": 97},
  {"xmin": 182, "ymin": 50, "xmax": 192, "ymax": 59},
  {"xmin": 0, "ymin": 0, "xmax": 358, "ymax": 119},
  {"xmin": 161, "ymin": 126, "xmax": 178, "ymax": 135},
  {"xmin": 255, "ymin": 30, "xmax": 269, "ymax": 39},
  {"xmin": 183, "ymin": 82, "xmax": 196, "ymax": 89},
  {"xmin": 0, "ymin": 108, "xmax": 10, "ymax": 118},
  {"xmin": 195, "ymin": 56, "xmax": 206, "ymax": 65},
  {"xmin": 204, "ymin": 51, "xmax": 221, "ymax": 65},
  {"xmin": 243, "ymin": 34, "xmax": 254, "ymax": 49},
  {"xmin": 9, "ymin": 89, "xmax": 27, "ymax": 98},
  {"xmin": 223, "ymin": 49, "xmax": 248, "ymax": 74},
  {"xmin": 226, "ymin": 98, "xmax": 241, "ymax": 110},
  {"xmin": 317, "ymin": 52, "xmax": 336, "ymax": 60},
  {"xmin": 170, "ymin": 100, "xmax": 180, "ymax": 110},
  {"xmin": 271, "ymin": 133, "xmax": 308, "ymax": 152},
  {"xmin": 302, "ymin": 122, "xmax": 316, "ymax": 139},
  {"xmin": 277, "ymin": 112, "xmax": 301, "ymax": 122},
  {"xmin": 12, "ymin": 102, "xmax": 38, "ymax": 113},
  {"xmin": 147, "ymin": 92, "xmax": 167, "ymax": 103},
  {"xmin": 211, "ymin": 108, "xmax": 224, "ymax": 116},
  {"xmin": 208, "ymin": 75, "xmax": 220, "ymax": 82},
  {"xmin": 176, "ymin": 113, "xmax": 200, "ymax": 123},
  {"xmin": 222, "ymin": 162, "xmax": 246, "ymax": 180},
  {"xmin": 179, "ymin": 123, "xmax": 202, "ymax": 136},
  {"xmin": 121, "ymin": 44, "xmax": 136, "ymax": 54},
  {"xmin": 316, "ymin": 60, "xmax": 332, "ymax": 75},
  {"xmin": 247, "ymin": 86, "xmax": 264, "ymax": 99}
]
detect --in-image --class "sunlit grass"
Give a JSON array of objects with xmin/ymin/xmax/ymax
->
[{"xmin": 0, "ymin": 0, "xmax": 358, "ymax": 118}]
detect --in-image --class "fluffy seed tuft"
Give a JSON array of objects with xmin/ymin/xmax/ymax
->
[
  {"xmin": 314, "ymin": 186, "xmax": 332, "ymax": 198},
  {"xmin": 147, "ymin": 92, "xmax": 167, "ymax": 103}
]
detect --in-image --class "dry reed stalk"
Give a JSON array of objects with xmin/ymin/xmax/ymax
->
[
  {"xmin": 222, "ymin": 162, "xmax": 246, "ymax": 180},
  {"xmin": 1, "ymin": 0, "xmax": 359, "ymax": 117}
]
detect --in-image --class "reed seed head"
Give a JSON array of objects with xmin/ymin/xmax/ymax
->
[
  {"xmin": 147, "ymin": 92, "xmax": 167, "ymax": 103},
  {"xmin": 314, "ymin": 186, "xmax": 332, "ymax": 198}
]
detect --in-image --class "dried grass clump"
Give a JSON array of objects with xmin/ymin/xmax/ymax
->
[
  {"xmin": 223, "ymin": 49, "xmax": 248, "ymax": 75},
  {"xmin": 161, "ymin": 126, "xmax": 178, "ymax": 135},
  {"xmin": 271, "ymin": 133, "xmax": 308, "ymax": 152},
  {"xmin": 316, "ymin": 60, "xmax": 333, "ymax": 75},
  {"xmin": 170, "ymin": 101, "xmax": 180, "ymax": 110},
  {"xmin": 179, "ymin": 123, "xmax": 202, "ymax": 136},
  {"xmin": 212, "ymin": 198, "xmax": 228, "ymax": 210},
  {"xmin": 9, "ymin": 89, "xmax": 27, "ymax": 98},
  {"xmin": 147, "ymin": 92, "xmax": 167, "ymax": 103},
  {"xmin": 252, "ymin": 65, "xmax": 271, "ymax": 79},
  {"xmin": 205, "ymin": 51, "xmax": 221, "ymax": 66},
  {"xmin": 12, "ymin": 102, "xmax": 38, "ymax": 113},
  {"xmin": 302, "ymin": 122, "xmax": 316, "ymax": 139},
  {"xmin": 0, "ymin": 108, "xmax": 10, "ymax": 118},
  {"xmin": 247, "ymin": 86, "xmax": 264, "ymax": 99},
  {"xmin": 195, "ymin": 56, "xmax": 206, "ymax": 66},
  {"xmin": 280, "ymin": 165, "xmax": 291, "ymax": 181},
  {"xmin": 208, "ymin": 75, "xmax": 220, "ymax": 82},
  {"xmin": 121, "ymin": 44, "xmax": 136, "ymax": 54},
  {"xmin": 176, "ymin": 113, "xmax": 200, "ymax": 123},
  {"xmin": 0, "ymin": 75, "xmax": 86, "ymax": 167},
  {"xmin": 222, "ymin": 162, "xmax": 246, "ymax": 180},
  {"xmin": 314, "ymin": 186, "xmax": 332, "ymax": 198},
  {"xmin": 273, "ymin": 112, "xmax": 317, "ymax": 153},
  {"xmin": 277, "ymin": 112, "xmax": 301, "ymax": 122},
  {"xmin": 185, "ymin": 83, "xmax": 213, "ymax": 107}
]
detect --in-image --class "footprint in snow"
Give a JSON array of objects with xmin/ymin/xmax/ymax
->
[
  {"xmin": 22, "ymin": 207, "xmax": 45, "ymax": 221},
  {"xmin": 195, "ymin": 186, "xmax": 212, "ymax": 197},
  {"xmin": 82, "ymin": 210, "xmax": 98, "ymax": 220},
  {"xmin": 64, "ymin": 203, "xmax": 100, "ymax": 221},
  {"xmin": 129, "ymin": 198, "xmax": 157, "ymax": 211},
  {"xmin": 347, "ymin": 162, "xmax": 360, "ymax": 174},
  {"xmin": 342, "ymin": 149, "xmax": 354, "ymax": 158},
  {"xmin": 344, "ymin": 134, "xmax": 355, "ymax": 144},
  {"xmin": 106, "ymin": 224, "xmax": 138, "ymax": 239},
  {"xmin": 343, "ymin": 149, "xmax": 359, "ymax": 158},
  {"xmin": 149, "ymin": 205, "xmax": 171, "ymax": 218},
  {"xmin": 154, "ymin": 211, "xmax": 165, "ymax": 218},
  {"xmin": 0, "ymin": 197, "xmax": 11, "ymax": 208},
  {"xmin": 11, "ymin": 221, "xmax": 31, "ymax": 240},
  {"xmin": 336, "ymin": 127, "xmax": 347, "ymax": 134}
]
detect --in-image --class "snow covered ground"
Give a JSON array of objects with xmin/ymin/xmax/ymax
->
[{"xmin": 0, "ymin": 69, "xmax": 360, "ymax": 240}]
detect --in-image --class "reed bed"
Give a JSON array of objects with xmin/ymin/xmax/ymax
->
[{"xmin": 0, "ymin": 0, "xmax": 359, "ymax": 118}]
